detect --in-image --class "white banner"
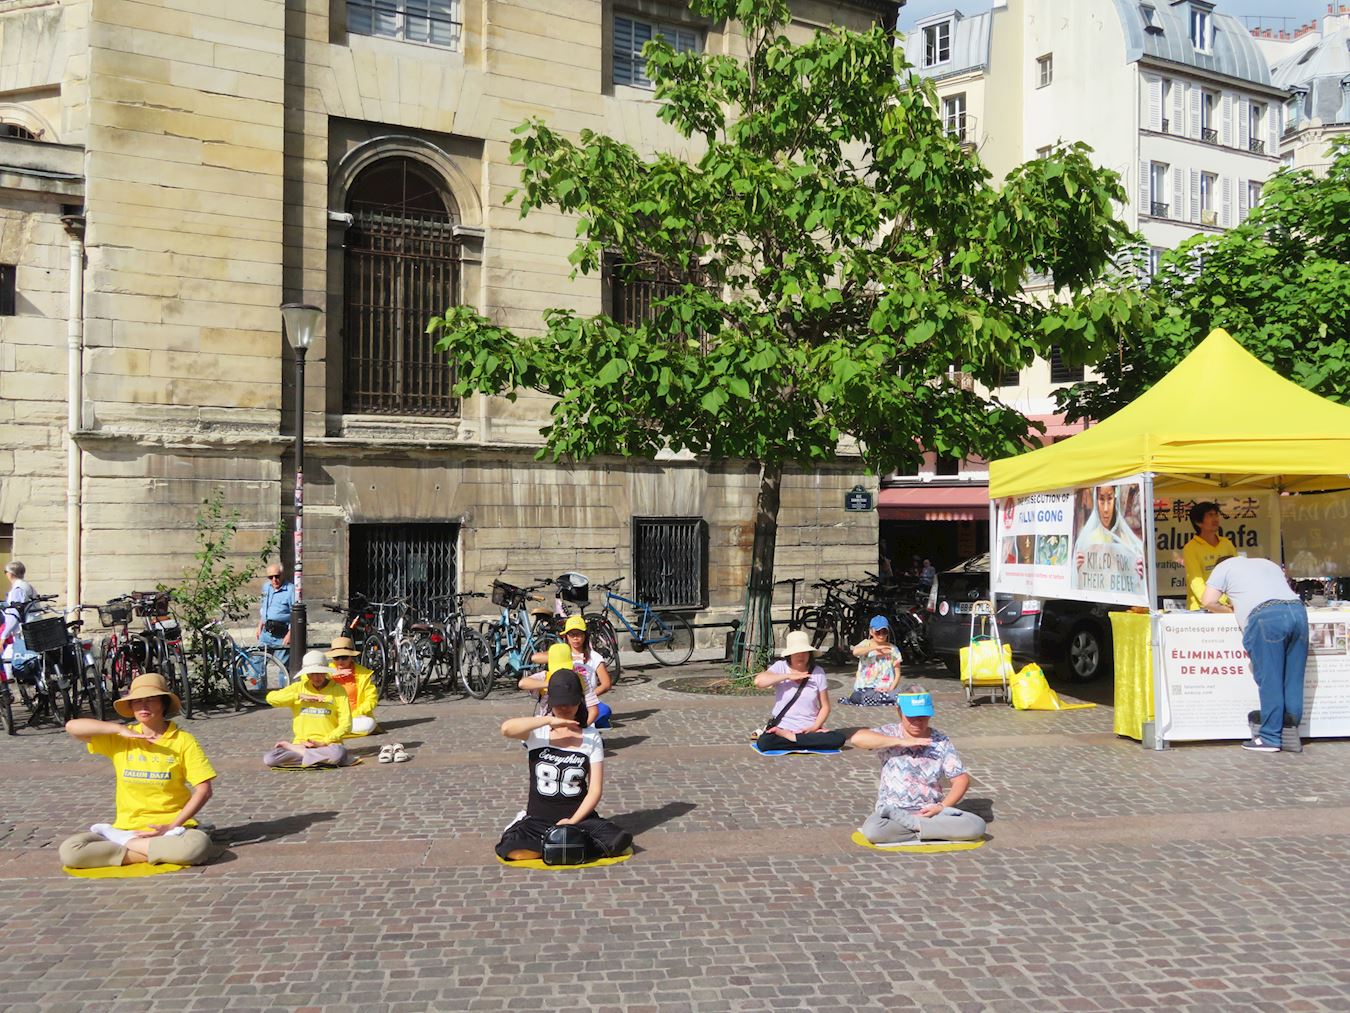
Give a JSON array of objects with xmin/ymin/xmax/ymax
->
[
  {"xmin": 994, "ymin": 478, "xmax": 1148, "ymax": 607},
  {"xmin": 1151, "ymin": 489, "xmax": 1279, "ymax": 601},
  {"xmin": 1157, "ymin": 609, "xmax": 1350, "ymax": 741}
]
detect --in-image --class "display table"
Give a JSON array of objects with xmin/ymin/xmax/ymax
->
[
  {"xmin": 1109, "ymin": 612, "xmax": 1153, "ymax": 740},
  {"xmin": 1113, "ymin": 607, "xmax": 1350, "ymax": 744}
]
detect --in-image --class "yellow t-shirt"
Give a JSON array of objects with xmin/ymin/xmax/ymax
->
[
  {"xmin": 266, "ymin": 675, "xmax": 352, "ymax": 744},
  {"xmin": 86, "ymin": 722, "xmax": 217, "ymax": 831},
  {"xmin": 1183, "ymin": 534, "xmax": 1237, "ymax": 609}
]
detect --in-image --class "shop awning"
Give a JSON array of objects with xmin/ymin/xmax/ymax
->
[{"xmin": 879, "ymin": 484, "xmax": 990, "ymax": 521}]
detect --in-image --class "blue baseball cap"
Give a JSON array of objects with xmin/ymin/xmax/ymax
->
[
  {"xmin": 898, "ymin": 692, "xmax": 934, "ymax": 717},
  {"xmin": 869, "ymin": 615, "xmax": 890, "ymax": 631}
]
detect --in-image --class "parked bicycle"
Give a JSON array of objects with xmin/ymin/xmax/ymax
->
[
  {"xmin": 4, "ymin": 595, "xmax": 99, "ymax": 731},
  {"xmin": 406, "ymin": 591, "xmax": 491, "ymax": 700},
  {"xmin": 323, "ymin": 592, "xmax": 399, "ymax": 697},
  {"xmin": 476, "ymin": 579, "xmax": 556, "ymax": 699},
  {"xmin": 128, "ymin": 590, "xmax": 194, "ymax": 718},
  {"xmin": 588, "ymin": 578, "xmax": 694, "ymax": 668},
  {"xmin": 195, "ymin": 616, "xmax": 291, "ymax": 708}
]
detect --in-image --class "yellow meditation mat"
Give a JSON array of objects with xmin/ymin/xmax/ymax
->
[
  {"xmin": 64, "ymin": 862, "xmax": 190, "ymax": 878},
  {"xmin": 850, "ymin": 830, "xmax": 986, "ymax": 854},
  {"xmin": 270, "ymin": 757, "xmax": 364, "ymax": 771},
  {"xmin": 496, "ymin": 847, "xmax": 635, "ymax": 871}
]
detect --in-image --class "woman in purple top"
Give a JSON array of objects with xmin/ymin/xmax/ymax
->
[{"xmin": 752, "ymin": 630, "xmax": 846, "ymax": 752}]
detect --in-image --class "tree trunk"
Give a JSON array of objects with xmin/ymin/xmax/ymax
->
[{"xmin": 739, "ymin": 460, "xmax": 782, "ymax": 670}]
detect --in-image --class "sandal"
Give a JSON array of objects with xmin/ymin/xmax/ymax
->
[
  {"xmin": 378, "ymin": 744, "xmax": 395, "ymax": 764},
  {"xmin": 390, "ymin": 743, "xmax": 410, "ymax": 763}
]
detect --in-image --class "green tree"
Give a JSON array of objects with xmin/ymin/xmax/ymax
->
[
  {"xmin": 161, "ymin": 489, "xmax": 280, "ymax": 647},
  {"xmin": 429, "ymin": 0, "xmax": 1142, "ymax": 662},
  {"xmin": 1058, "ymin": 144, "xmax": 1350, "ymax": 424}
]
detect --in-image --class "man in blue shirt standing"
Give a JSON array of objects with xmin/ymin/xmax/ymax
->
[{"xmin": 257, "ymin": 562, "xmax": 295, "ymax": 666}]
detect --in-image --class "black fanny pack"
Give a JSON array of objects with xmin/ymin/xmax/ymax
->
[
  {"xmin": 264, "ymin": 619, "xmax": 289, "ymax": 637},
  {"xmin": 542, "ymin": 824, "xmax": 594, "ymax": 866}
]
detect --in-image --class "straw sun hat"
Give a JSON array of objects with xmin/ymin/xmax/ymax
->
[
  {"xmin": 325, "ymin": 636, "xmax": 360, "ymax": 659},
  {"xmin": 114, "ymin": 672, "xmax": 182, "ymax": 719},
  {"xmin": 779, "ymin": 629, "xmax": 820, "ymax": 657}
]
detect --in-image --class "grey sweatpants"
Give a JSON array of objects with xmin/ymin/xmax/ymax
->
[
  {"xmin": 59, "ymin": 829, "xmax": 214, "ymax": 867},
  {"xmin": 263, "ymin": 743, "xmax": 352, "ymax": 768},
  {"xmin": 860, "ymin": 805, "xmax": 986, "ymax": 843}
]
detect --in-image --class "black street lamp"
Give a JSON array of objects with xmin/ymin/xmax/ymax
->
[{"xmin": 280, "ymin": 302, "xmax": 321, "ymax": 673}]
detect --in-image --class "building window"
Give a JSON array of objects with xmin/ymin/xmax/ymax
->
[
  {"xmin": 605, "ymin": 256, "xmax": 708, "ymax": 353},
  {"xmin": 1189, "ymin": 5, "xmax": 1212, "ymax": 53},
  {"xmin": 1199, "ymin": 90, "xmax": 1218, "ymax": 143},
  {"xmin": 1199, "ymin": 171, "xmax": 1217, "ymax": 222},
  {"xmin": 942, "ymin": 93, "xmax": 967, "ymax": 141},
  {"xmin": 343, "ymin": 157, "xmax": 461, "ymax": 417},
  {"xmin": 633, "ymin": 517, "xmax": 707, "ymax": 609},
  {"xmin": 349, "ymin": 522, "xmax": 458, "ymax": 623},
  {"xmin": 1246, "ymin": 180, "xmax": 1263, "ymax": 219},
  {"xmin": 1149, "ymin": 161, "xmax": 1170, "ymax": 218},
  {"xmin": 1147, "ymin": 246, "xmax": 1165, "ymax": 277},
  {"xmin": 1248, "ymin": 103, "xmax": 1266, "ymax": 153},
  {"xmin": 613, "ymin": 14, "xmax": 700, "ymax": 88},
  {"xmin": 1036, "ymin": 54, "xmax": 1053, "ymax": 88},
  {"xmin": 934, "ymin": 454, "xmax": 961, "ymax": 476},
  {"xmin": 1048, "ymin": 347, "xmax": 1084, "ymax": 385},
  {"xmin": 1160, "ymin": 78, "xmax": 1173, "ymax": 132},
  {"xmin": 0, "ymin": 522, "xmax": 12, "ymax": 561},
  {"xmin": 996, "ymin": 368, "xmax": 1020, "ymax": 388},
  {"xmin": 347, "ymin": 0, "xmax": 462, "ymax": 49},
  {"xmin": 2, "ymin": 123, "xmax": 38, "ymax": 140},
  {"xmin": 0, "ymin": 264, "xmax": 14, "ymax": 316},
  {"xmin": 1140, "ymin": 5, "xmax": 1161, "ymax": 33},
  {"xmin": 922, "ymin": 20, "xmax": 951, "ymax": 67}
]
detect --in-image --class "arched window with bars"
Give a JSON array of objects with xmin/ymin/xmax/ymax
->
[{"xmin": 342, "ymin": 157, "xmax": 461, "ymax": 417}]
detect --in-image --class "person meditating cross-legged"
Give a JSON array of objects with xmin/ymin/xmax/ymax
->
[
  {"xmin": 495, "ymin": 668, "xmax": 631, "ymax": 862},
  {"xmin": 753, "ymin": 630, "xmax": 846, "ymax": 753},
  {"xmin": 326, "ymin": 636, "xmax": 378, "ymax": 737},
  {"xmin": 263, "ymin": 650, "xmax": 354, "ymax": 768},
  {"xmin": 849, "ymin": 685, "xmax": 986, "ymax": 843},
  {"xmin": 59, "ymin": 673, "xmax": 218, "ymax": 869}
]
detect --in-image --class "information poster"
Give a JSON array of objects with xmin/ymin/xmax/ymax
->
[
  {"xmin": 1157, "ymin": 610, "xmax": 1350, "ymax": 741},
  {"xmin": 994, "ymin": 478, "xmax": 1149, "ymax": 607},
  {"xmin": 1282, "ymin": 489, "xmax": 1350, "ymax": 578},
  {"xmin": 1151, "ymin": 490, "xmax": 1278, "ymax": 601}
]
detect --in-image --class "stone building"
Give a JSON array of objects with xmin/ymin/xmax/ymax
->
[
  {"xmin": 1254, "ymin": 5, "xmax": 1350, "ymax": 172},
  {"xmin": 0, "ymin": 0, "xmax": 897, "ymax": 637}
]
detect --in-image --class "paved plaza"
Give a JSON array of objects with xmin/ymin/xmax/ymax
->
[{"xmin": 2, "ymin": 658, "xmax": 1349, "ymax": 1012}]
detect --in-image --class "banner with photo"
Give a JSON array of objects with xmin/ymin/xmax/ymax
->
[
  {"xmin": 993, "ymin": 477, "xmax": 1149, "ymax": 607},
  {"xmin": 1151, "ymin": 489, "xmax": 1279, "ymax": 602}
]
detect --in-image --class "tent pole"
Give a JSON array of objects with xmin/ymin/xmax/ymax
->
[{"xmin": 1142, "ymin": 471, "xmax": 1167, "ymax": 750}]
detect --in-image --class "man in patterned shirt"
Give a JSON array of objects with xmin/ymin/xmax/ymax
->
[{"xmin": 848, "ymin": 684, "xmax": 986, "ymax": 843}]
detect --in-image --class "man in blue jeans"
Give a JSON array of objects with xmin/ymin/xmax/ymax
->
[{"xmin": 1202, "ymin": 556, "xmax": 1308, "ymax": 753}]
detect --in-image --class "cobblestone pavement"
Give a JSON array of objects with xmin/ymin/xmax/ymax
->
[{"xmin": 2, "ymin": 658, "xmax": 1349, "ymax": 1011}]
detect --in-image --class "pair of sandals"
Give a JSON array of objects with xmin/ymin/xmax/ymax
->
[{"xmin": 378, "ymin": 742, "xmax": 410, "ymax": 764}]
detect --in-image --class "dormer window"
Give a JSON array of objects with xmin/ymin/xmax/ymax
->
[
  {"xmin": 1140, "ymin": 5, "xmax": 1162, "ymax": 33},
  {"xmin": 923, "ymin": 20, "xmax": 952, "ymax": 67},
  {"xmin": 1189, "ymin": 4, "xmax": 1213, "ymax": 53}
]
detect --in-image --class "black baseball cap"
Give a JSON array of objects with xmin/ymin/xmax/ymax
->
[{"xmin": 546, "ymin": 668, "xmax": 586, "ymax": 714}]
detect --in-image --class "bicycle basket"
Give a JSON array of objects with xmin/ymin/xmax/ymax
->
[
  {"xmin": 98, "ymin": 600, "xmax": 133, "ymax": 627},
  {"xmin": 21, "ymin": 616, "xmax": 68, "ymax": 654},
  {"xmin": 132, "ymin": 591, "xmax": 171, "ymax": 618},
  {"xmin": 558, "ymin": 572, "xmax": 590, "ymax": 604},
  {"xmin": 490, "ymin": 580, "xmax": 525, "ymax": 608}
]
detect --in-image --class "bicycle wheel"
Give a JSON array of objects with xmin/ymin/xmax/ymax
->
[
  {"xmin": 235, "ymin": 649, "xmax": 289, "ymax": 706},
  {"xmin": 361, "ymin": 632, "xmax": 390, "ymax": 697},
  {"xmin": 393, "ymin": 637, "xmax": 423, "ymax": 704},
  {"xmin": 47, "ymin": 667, "xmax": 77, "ymax": 725},
  {"xmin": 646, "ymin": 611, "xmax": 695, "ymax": 666},
  {"xmin": 1, "ymin": 680, "xmax": 14, "ymax": 735},
  {"xmin": 585, "ymin": 614, "xmax": 622, "ymax": 680},
  {"xmin": 82, "ymin": 654, "xmax": 107, "ymax": 721},
  {"xmin": 410, "ymin": 629, "xmax": 442, "ymax": 694},
  {"xmin": 457, "ymin": 629, "xmax": 494, "ymax": 699},
  {"xmin": 164, "ymin": 641, "xmax": 194, "ymax": 718},
  {"xmin": 798, "ymin": 607, "xmax": 839, "ymax": 658}
]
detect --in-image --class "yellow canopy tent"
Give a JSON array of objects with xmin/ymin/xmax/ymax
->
[{"xmin": 989, "ymin": 329, "xmax": 1350, "ymax": 499}]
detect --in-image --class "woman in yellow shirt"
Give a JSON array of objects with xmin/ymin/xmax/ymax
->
[
  {"xmin": 59, "ymin": 673, "xmax": 217, "ymax": 868},
  {"xmin": 263, "ymin": 650, "xmax": 354, "ymax": 767},
  {"xmin": 326, "ymin": 636, "xmax": 378, "ymax": 736}
]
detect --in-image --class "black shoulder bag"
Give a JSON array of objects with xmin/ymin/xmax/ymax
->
[{"xmin": 755, "ymin": 676, "xmax": 812, "ymax": 737}]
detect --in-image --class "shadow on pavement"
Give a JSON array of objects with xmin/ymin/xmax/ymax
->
[
  {"xmin": 603, "ymin": 735, "xmax": 649, "ymax": 752},
  {"xmin": 377, "ymin": 716, "xmax": 437, "ymax": 732},
  {"xmin": 959, "ymin": 797, "xmax": 996, "ymax": 823},
  {"xmin": 213, "ymin": 809, "xmax": 340, "ymax": 848},
  {"xmin": 609, "ymin": 801, "xmax": 698, "ymax": 836},
  {"xmin": 610, "ymin": 708, "xmax": 660, "ymax": 725}
]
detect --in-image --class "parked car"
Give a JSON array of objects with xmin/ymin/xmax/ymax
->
[{"xmin": 926, "ymin": 555, "xmax": 1120, "ymax": 681}]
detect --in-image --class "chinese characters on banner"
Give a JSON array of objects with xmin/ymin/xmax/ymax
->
[
  {"xmin": 1152, "ymin": 489, "xmax": 1277, "ymax": 600},
  {"xmin": 993, "ymin": 478, "xmax": 1149, "ymax": 607}
]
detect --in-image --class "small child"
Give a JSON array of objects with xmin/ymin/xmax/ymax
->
[
  {"xmin": 519, "ymin": 643, "xmax": 602, "ymax": 727},
  {"xmin": 844, "ymin": 615, "xmax": 900, "ymax": 707}
]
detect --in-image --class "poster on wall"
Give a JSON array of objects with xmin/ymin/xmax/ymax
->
[
  {"xmin": 1157, "ymin": 610, "xmax": 1350, "ymax": 741},
  {"xmin": 1282, "ymin": 489, "xmax": 1350, "ymax": 578},
  {"xmin": 993, "ymin": 478, "xmax": 1149, "ymax": 607},
  {"xmin": 1151, "ymin": 489, "xmax": 1279, "ymax": 602}
]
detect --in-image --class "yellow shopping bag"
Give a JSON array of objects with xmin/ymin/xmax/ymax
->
[
  {"xmin": 1010, "ymin": 663, "xmax": 1097, "ymax": 711},
  {"xmin": 959, "ymin": 636, "xmax": 1014, "ymax": 686}
]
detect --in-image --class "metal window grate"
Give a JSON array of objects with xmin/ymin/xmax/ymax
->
[
  {"xmin": 633, "ymin": 517, "xmax": 706, "ymax": 609},
  {"xmin": 607, "ymin": 257, "xmax": 709, "ymax": 354},
  {"xmin": 0, "ymin": 264, "xmax": 14, "ymax": 316},
  {"xmin": 613, "ymin": 15, "xmax": 700, "ymax": 88},
  {"xmin": 343, "ymin": 208, "xmax": 461, "ymax": 416},
  {"xmin": 1049, "ymin": 347, "xmax": 1084, "ymax": 384},
  {"xmin": 349, "ymin": 523, "xmax": 459, "ymax": 622}
]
